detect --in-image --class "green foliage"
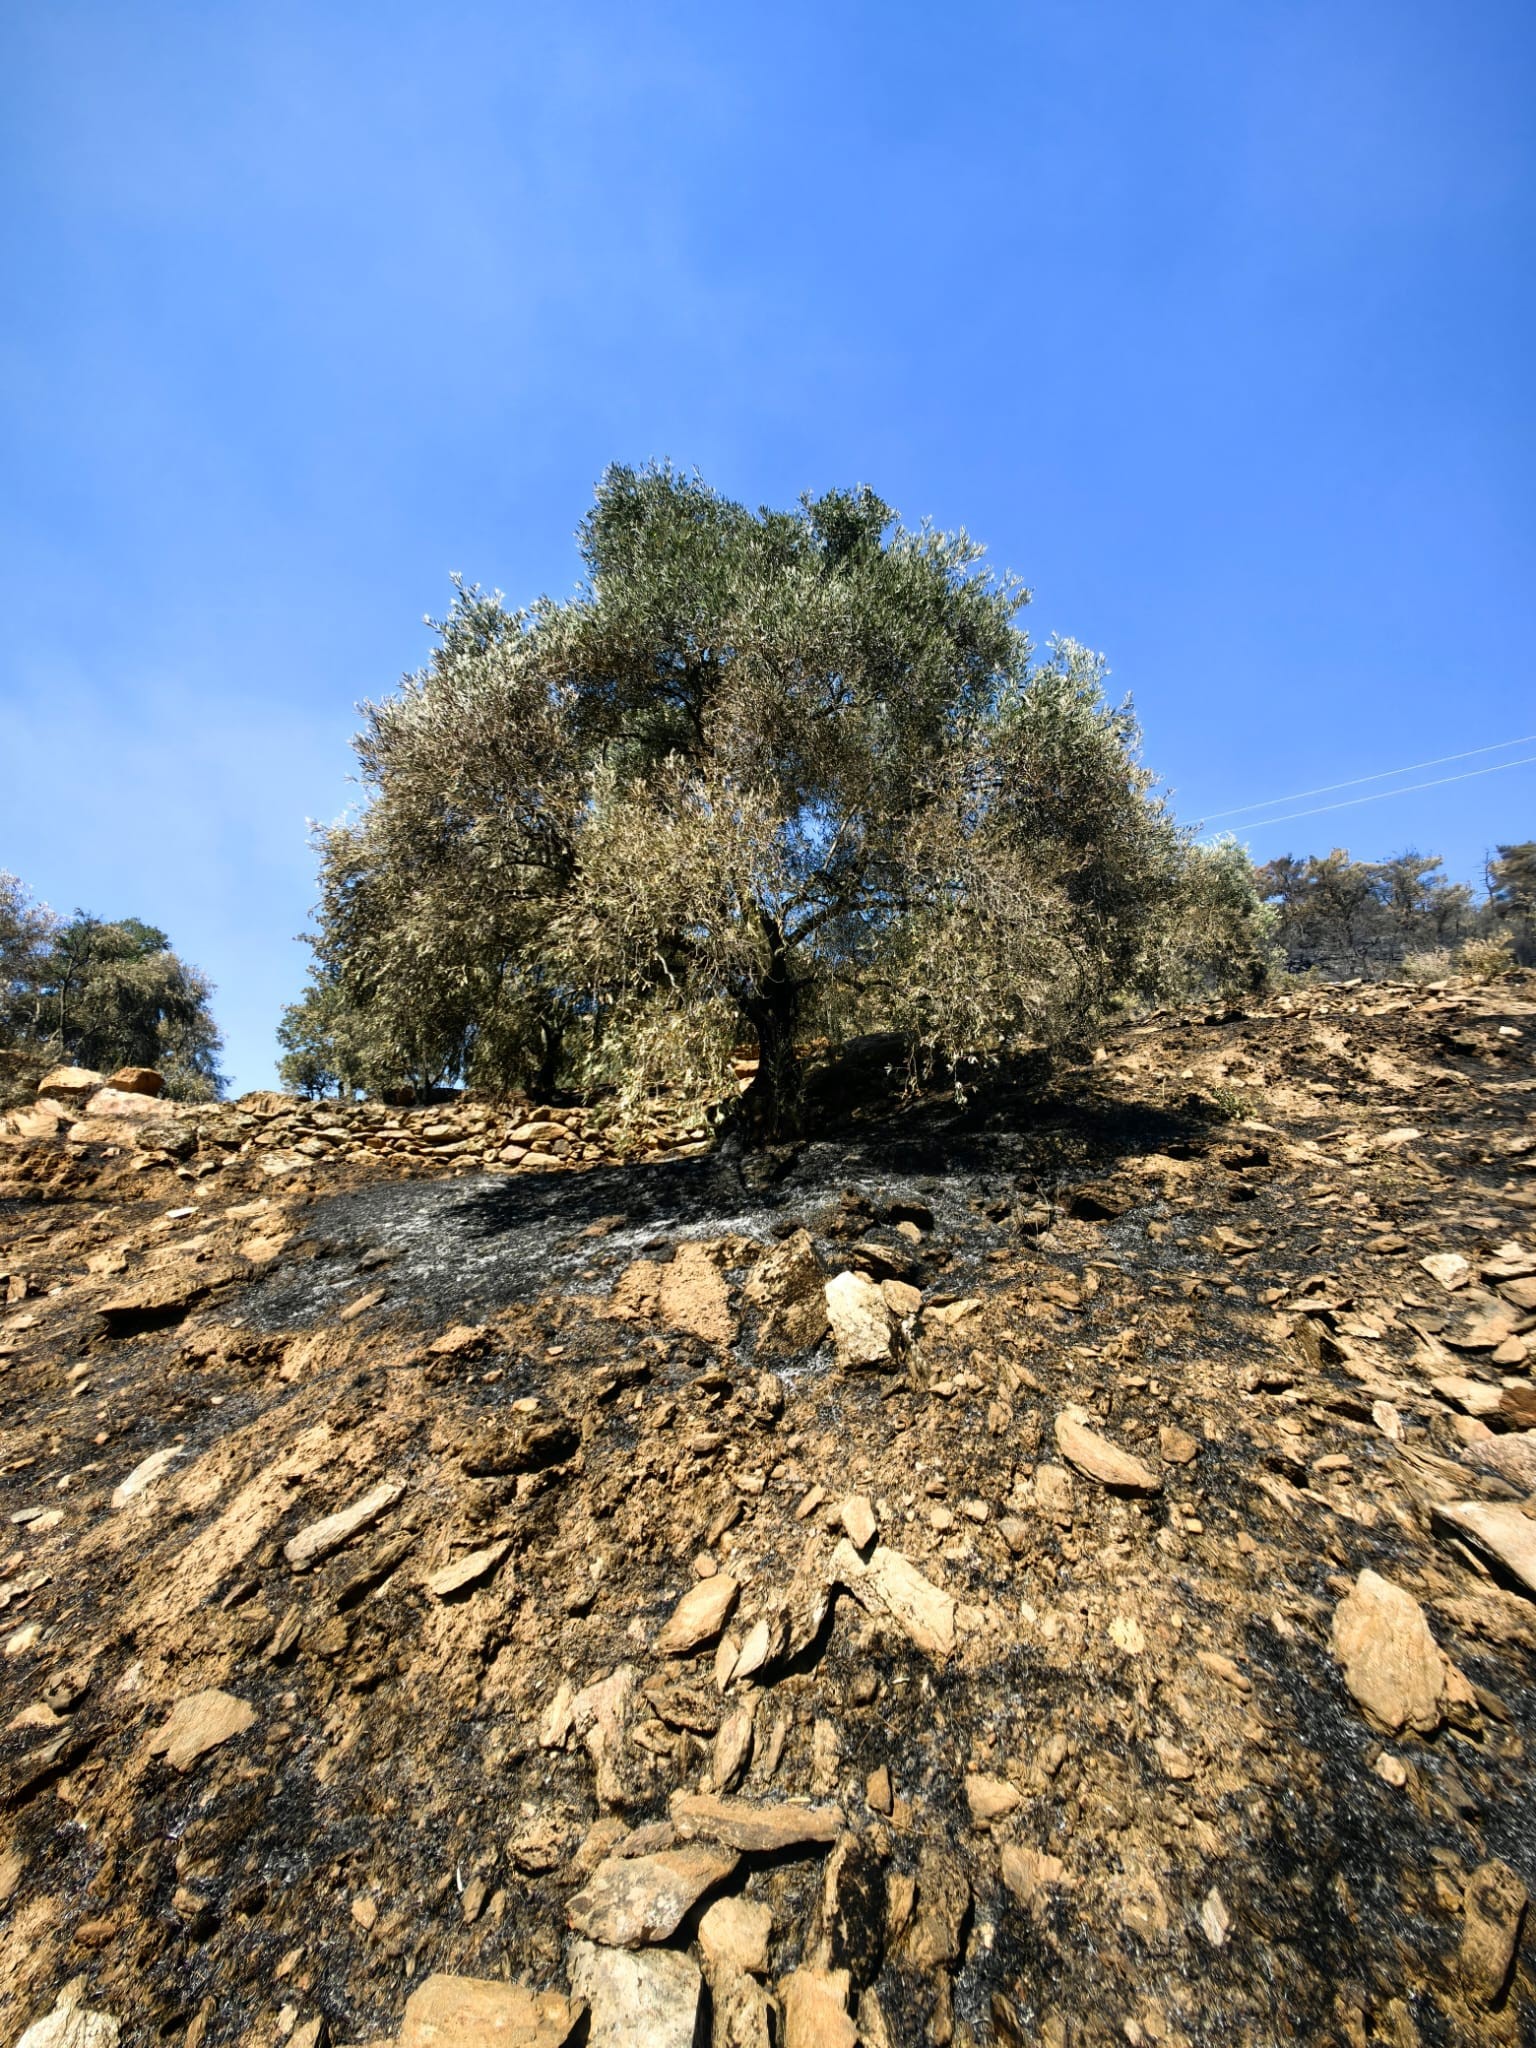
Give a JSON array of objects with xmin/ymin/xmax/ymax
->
[
  {"xmin": 0, "ymin": 874, "xmax": 225, "ymax": 1100},
  {"xmin": 282, "ymin": 466, "xmax": 1278, "ymax": 1128}
]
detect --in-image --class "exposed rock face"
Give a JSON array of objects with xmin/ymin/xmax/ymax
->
[
  {"xmin": 1433, "ymin": 1499, "xmax": 1536, "ymax": 1597},
  {"xmin": 654, "ymin": 1573, "xmax": 740, "ymax": 1655},
  {"xmin": 33, "ymin": 1066, "xmax": 104, "ymax": 1103},
  {"xmin": 829, "ymin": 1540, "xmax": 955, "ymax": 1654},
  {"xmin": 105, "ymin": 1067, "xmax": 165, "ymax": 1097},
  {"xmin": 14, "ymin": 1987, "xmax": 119, "ymax": 2048},
  {"xmin": 671, "ymin": 1792, "xmax": 844, "ymax": 1853}
]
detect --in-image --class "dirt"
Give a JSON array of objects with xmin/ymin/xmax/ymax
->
[{"xmin": 2, "ymin": 975, "xmax": 1535, "ymax": 2047}]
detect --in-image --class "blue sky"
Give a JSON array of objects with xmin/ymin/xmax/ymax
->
[{"xmin": 3, "ymin": 1, "xmax": 1533, "ymax": 1091}]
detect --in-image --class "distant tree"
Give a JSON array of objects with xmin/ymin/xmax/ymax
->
[
  {"xmin": 1487, "ymin": 842, "xmax": 1536, "ymax": 965},
  {"xmin": 287, "ymin": 466, "xmax": 1271, "ymax": 1131},
  {"xmin": 0, "ymin": 883, "xmax": 225, "ymax": 1100},
  {"xmin": 1258, "ymin": 847, "xmax": 1476, "ymax": 977},
  {"xmin": 0, "ymin": 871, "xmax": 56, "ymax": 1049}
]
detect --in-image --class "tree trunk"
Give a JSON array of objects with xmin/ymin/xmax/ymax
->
[{"xmin": 740, "ymin": 918, "xmax": 802, "ymax": 1142}]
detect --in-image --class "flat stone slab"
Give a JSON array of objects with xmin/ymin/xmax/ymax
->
[
  {"xmin": 566, "ymin": 1841, "xmax": 738, "ymax": 1945},
  {"xmin": 829, "ymin": 1538, "xmax": 956, "ymax": 1655},
  {"xmin": 1053, "ymin": 1409, "xmax": 1161, "ymax": 1493},
  {"xmin": 654, "ymin": 1573, "xmax": 739, "ymax": 1655},
  {"xmin": 284, "ymin": 1480, "xmax": 405, "ymax": 1571},
  {"xmin": 1434, "ymin": 1499, "xmax": 1536, "ymax": 1598},
  {"xmin": 670, "ymin": 1791, "xmax": 843, "ymax": 1853},
  {"xmin": 147, "ymin": 1689, "xmax": 256, "ymax": 1772}
]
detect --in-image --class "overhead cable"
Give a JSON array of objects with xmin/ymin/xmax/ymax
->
[
  {"xmin": 1201, "ymin": 732, "xmax": 1536, "ymax": 821},
  {"xmin": 1219, "ymin": 753, "xmax": 1536, "ymax": 834}
]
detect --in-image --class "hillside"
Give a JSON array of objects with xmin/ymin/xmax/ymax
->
[{"xmin": 2, "ymin": 975, "xmax": 1535, "ymax": 2048}]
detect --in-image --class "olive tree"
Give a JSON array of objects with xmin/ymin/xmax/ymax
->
[{"xmin": 285, "ymin": 465, "xmax": 1267, "ymax": 1130}]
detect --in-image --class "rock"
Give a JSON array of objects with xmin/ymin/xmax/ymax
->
[
  {"xmin": 284, "ymin": 1480, "xmax": 405, "ymax": 1571},
  {"xmin": 1432, "ymin": 1500, "xmax": 1536, "ymax": 1598},
  {"xmin": 1114, "ymin": 1859, "xmax": 1171, "ymax": 1946},
  {"xmin": 829, "ymin": 1539, "xmax": 955, "ymax": 1655},
  {"xmin": 1053, "ymin": 1410, "xmax": 1161, "ymax": 1493},
  {"xmin": 1199, "ymin": 1887, "xmax": 1232, "ymax": 1947},
  {"xmin": 779, "ymin": 1968, "xmax": 857, "ymax": 2048},
  {"xmin": 905, "ymin": 1844, "xmax": 970, "ymax": 1968},
  {"xmin": 15, "ymin": 1984, "xmax": 120, "ymax": 2048},
  {"xmin": 655, "ymin": 1573, "xmax": 739, "ymax": 1655},
  {"xmin": 711, "ymin": 1697, "xmax": 756, "ymax": 1792},
  {"xmin": 1158, "ymin": 1424, "xmax": 1200, "ymax": 1466},
  {"xmin": 671, "ymin": 1791, "xmax": 843, "ymax": 1853},
  {"xmin": 568, "ymin": 1939, "xmax": 703, "ymax": 2048},
  {"xmin": 1033, "ymin": 1465, "xmax": 1074, "ymax": 1525},
  {"xmin": 147, "ymin": 1689, "xmax": 256, "ymax": 1771},
  {"xmin": 97, "ymin": 1268, "xmax": 229, "ymax": 1337},
  {"xmin": 1330, "ymin": 1570, "xmax": 1471, "ymax": 1734},
  {"xmin": 1152, "ymin": 1736, "xmax": 1196, "ymax": 1781},
  {"xmin": 106, "ymin": 1067, "xmax": 165, "ymax": 1096},
  {"xmin": 427, "ymin": 1540, "xmax": 511, "ymax": 1600},
  {"xmin": 1459, "ymin": 1858, "xmax": 1527, "ymax": 2006},
  {"xmin": 35, "ymin": 1067, "xmax": 105, "ymax": 1103},
  {"xmin": 1420, "ymin": 1251, "xmax": 1471, "ymax": 1291},
  {"xmin": 877, "ymin": 1277, "xmax": 919, "ymax": 1320},
  {"xmin": 461, "ymin": 1416, "xmax": 580, "ymax": 1478},
  {"xmin": 10, "ymin": 1101, "xmax": 70, "ymax": 1140},
  {"xmin": 964, "ymin": 1773, "xmax": 1021, "ymax": 1824},
  {"xmin": 838, "ymin": 1495, "xmax": 877, "ymax": 1550},
  {"xmin": 1455, "ymin": 1425, "xmax": 1536, "ymax": 1492},
  {"xmin": 824, "ymin": 1271, "xmax": 898, "ymax": 1370},
  {"xmin": 398, "ymin": 1973, "xmax": 583, "ymax": 2047},
  {"xmin": 110, "ymin": 1445, "xmax": 182, "ymax": 1508},
  {"xmin": 566, "ymin": 1841, "xmax": 738, "ymax": 1946},
  {"xmin": 708, "ymin": 1962, "xmax": 775, "ymax": 2048},
  {"xmin": 866, "ymin": 1766, "xmax": 893, "ymax": 1815},
  {"xmin": 699, "ymin": 1895, "xmax": 773, "ymax": 1976},
  {"xmin": 999, "ymin": 1845, "xmax": 1066, "ymax": 1910},
  {"xmin": 744, "ymin": 1229, "xmax": 830, "ymax": 1353},
  {"xmin": 80, "ymin": 1086, "xmax": 172, "ymax": 1122}
]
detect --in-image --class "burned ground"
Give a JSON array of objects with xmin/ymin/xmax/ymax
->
[{"xmin": 2, "ymin": 976, "xmax": 1535, "ymax": 2047}]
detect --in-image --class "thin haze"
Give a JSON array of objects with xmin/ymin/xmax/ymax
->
[{"xmin": 2, "ymin": 2, "xmax": 1532, "ymax": 1090}]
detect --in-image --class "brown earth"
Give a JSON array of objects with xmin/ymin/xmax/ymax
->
[{"xmin": 2, "ymin": 976, "xmax": 1535, "ymax": 2047}]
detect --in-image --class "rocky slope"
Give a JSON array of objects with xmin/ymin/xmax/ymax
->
[{"xmin": 2, "ymin": 977, "xmax": 1535, "ymax": 2048}]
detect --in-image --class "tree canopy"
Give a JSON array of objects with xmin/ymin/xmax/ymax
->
[
  {"xmin": 281, "ymin": 465, "xmax": 1272, "ymax": 1129},
  {"xmin": 0, "ymin": 873, "xmax": 225, "ymax": 1101}
]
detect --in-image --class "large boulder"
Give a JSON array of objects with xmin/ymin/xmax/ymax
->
[
  {"xmin": 106, "ymin": 1066, "xmax": 165, "ymax": 1096},
  {"xmin": 36, "ymin": 1066, "xmax": 104, "ymax": 1103}
]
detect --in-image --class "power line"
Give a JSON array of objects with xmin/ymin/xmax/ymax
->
[
  {"xmin": 1221, "ymin": 753, "xmax": 1536, "ymax": 834},
  {"xmin": 1201, "ymin": 732, "xmax": 1536, "ymax": 820}
]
